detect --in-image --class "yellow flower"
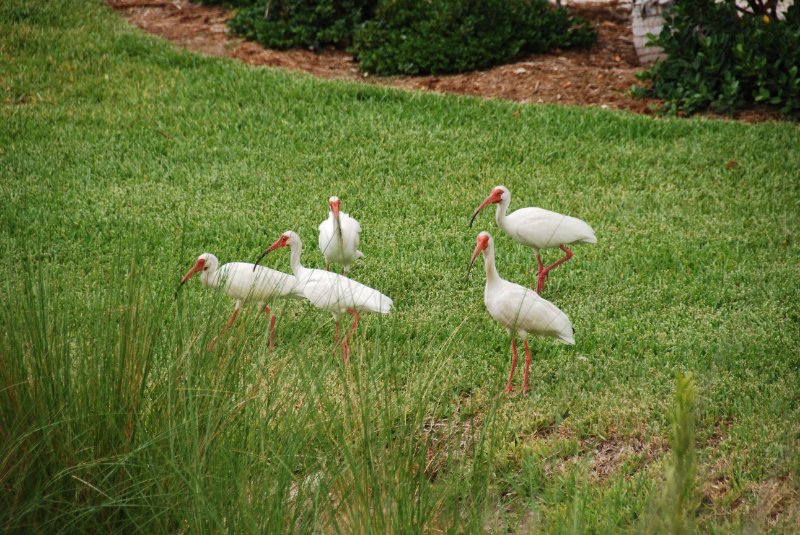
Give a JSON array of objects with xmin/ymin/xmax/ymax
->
[{"xmin": 762, "ymin": 15, "xmax": 770, "ymax": 24}]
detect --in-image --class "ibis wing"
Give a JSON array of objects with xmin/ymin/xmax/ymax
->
[
  {"xmin": 318, "ymin": 215, "xmax": 337, "ymax": 258},
  {"xmin": 340, "ymin": 212, "xmax": 361, "ymax": 235},
  {"xmin": 217, "ymin": 263, "xmax": 298, "ymax": 301},
  {"xmin": 489, "ymin": 283, "xmax": 574, "ymax": 344},
  {"xmin": 339, "ymin": 212, "xmax": 362, "ymax": 260},
  {"xmin": 506, "ymin": 207, "xmax": 596, "ymax": 249},
  {"xmin": 299, "ymin": 269, "xmax": 391, "ymax": 314}
]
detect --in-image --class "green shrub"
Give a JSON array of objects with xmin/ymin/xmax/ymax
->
[
  {"xmin": 227, "ymin": 0, "xmax": 377, "ymax": 50},
  {"xmin": 215, "ymin": 0, "xmax": 595, "ymax": 75},
  {"xmin": 350, "ymin": 0, "xmax": 596, "ymax": 75},
  {"xmin": 642, "ymin": 0, "xmax": 800, "ymax": 116}
]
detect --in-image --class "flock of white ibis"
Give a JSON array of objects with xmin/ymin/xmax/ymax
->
[{"xmin": 177, "ymin": 186, "xmax": 595, "ymax": 394}]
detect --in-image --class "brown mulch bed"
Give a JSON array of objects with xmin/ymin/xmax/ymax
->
[{"xmin": 108, "ymin": 0, "xmax": 783, "ymax": 122}]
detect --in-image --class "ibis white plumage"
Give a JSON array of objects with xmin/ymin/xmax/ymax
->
[
  {"xmin": 318, "ymin": 196, "xmax": 363, "ymax": 275},
  {"xmin": 468, "ymin": 232, "xmax": 574, "ymax": 395},
  {"xmin": 177, "ymin": 253, "xmax": 299, "ymax": 351},
  {"xmin": 255, "ymin": 231, "xmax": 392, "ymax": 361},
  {"xmin": 470, "ymin": 185, "xmax": 596, "ymax": 294}
]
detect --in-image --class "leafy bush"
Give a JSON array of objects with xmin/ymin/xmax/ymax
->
[
  {"xmin": 642, "ymin": 0, "xmax": 800, "ymax": 116},
  {"xmin": 213, "ymin": 0, "xmax": 595, "ymax": 75},
  {"xmin": 350, "ymin": 0, "xmax": 596, "ymax": 75},
  {"xmin": 227, "ymin": 0, "xmax": 377, "ymax": 50}
]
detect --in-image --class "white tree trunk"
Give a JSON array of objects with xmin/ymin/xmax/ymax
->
[{"xmin": 632, "ymin": 0, "xmax": 673, "ymax": 65}]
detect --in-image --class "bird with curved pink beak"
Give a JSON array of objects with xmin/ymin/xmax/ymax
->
[
  {"xmin": 318, "ymin": 195, "xmax": 363, "ymax": 275},
  {"xmin": 468, "ymin": 231, "xmax": 574, "ymax": 395},
  {"xmin": 179, "ymin": 257, "xmax": 206, "ymax": 287},
  {"xmin": 177, "ymin": 252, "xmax": 298, "ymax": 351},
  {"xmin": 256, "ymin": 231, "xmax": 391, "ymax": 362},
  {"xmin": 470, "ymin": 185, "xmax": 596, "ymax": 294}
]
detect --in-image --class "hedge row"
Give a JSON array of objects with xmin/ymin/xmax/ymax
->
[{"xmin": 201, "ymin": 0, "xmax": 596, "ymax": 75}]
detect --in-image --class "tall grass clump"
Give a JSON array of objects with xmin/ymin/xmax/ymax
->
[
  {"xmin": 643, "ymin": 372, "xmax": 698, "ymax": 534},
  {"xmin": 0, "ymin": 259, "xmax": 500, "ymax": 532},
  {"xmin": 0, "ymin": 263, "xmax": 170, "ymax": 531}
]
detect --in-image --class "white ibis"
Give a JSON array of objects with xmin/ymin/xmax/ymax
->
[
  {"xmin": 318, "ymin": 196, "xmax": 363, "ymax": 275},
  {"xmin": 255, "ymin": 231, "xmax": 392, "ymax": 361},
  {"xmin": 177, "ymin": 253, "xmax": 299, "ymax": 351},
  {"xmin": 469, "ymin": 185, "xmax": 596, "ymax": 294},
  {"xmin": 468, "ymin": 232, "xmax": 574, "ymax": 395}
]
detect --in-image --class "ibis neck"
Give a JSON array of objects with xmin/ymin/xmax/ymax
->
[
  {"xmin": 332, "ymin": 212, "xmax": 343, "ymax": 240},
  {"xmin": 494, "ymin": 197, "xmax": 511, "ymax": 233},
  {"xmin": 288, "ymin": 242, "xmax": 304, "ymax": 276},
  {"xmin": 201, "ymin": 267, "xmax": 220, "ymax": 289},
  {"xmin": 483, "ymin": 245, "xmax": 501, "ymax": 286}
]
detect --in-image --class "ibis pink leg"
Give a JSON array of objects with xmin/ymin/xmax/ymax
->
[
  {"xmin": 534, "ymin": 253, "xmax": 545, "ymax": 291},
  {"xmin": 208, "ymin": 306, "xmax": 240, "ymax": 352},
  {"xmin": 340, "ymin": 309, "xmax": 360, "ymax": 363},
  {"xmin": 326, "ymin": 262, "xmax": 330, "ymax": 272},
  {"xmin": 263, "ymin": 306, "xmax": 276, "ymax": 349},
  {"xmin": 522, "ymin": 341, "xmax": 532, "ymax": 396},
  {"xmin": 537, "ymin": 246, "xmax": 574, "ymax": 293},
  {"xmin": 504, "ymin": 339, "xmax": 519, "ymax": 394}
]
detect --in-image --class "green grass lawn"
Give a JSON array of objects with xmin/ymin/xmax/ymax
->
[{"xmin": 2, "ymin": 1, "xmax": 799, "ymax": 532}]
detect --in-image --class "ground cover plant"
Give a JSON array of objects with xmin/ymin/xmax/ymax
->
[
  {"xmin": 351, "ymin": 0, "xmax": 596, "ymax": 75},
  {"xmin": 215, "ymin": 0, "xmax": 595, "ymax": 75},
  {"xmin": 227, "ymin": 0, "xmax": 378, "ymax": 51},
  {"xmin": 642, "ymin": 0, "xmax": 800, "ymax": 117},
  {"xmin": 1, "ymin": 0, "xmax": 799, "ymax": 532}
]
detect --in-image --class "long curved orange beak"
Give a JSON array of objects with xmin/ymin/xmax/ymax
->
[
  {"xmin": 467, "ymin": 239, "xmax": 488, "ymax": 278},
  {"xmin": 469, "ymin": 190, "xmax": 501, "ymax": 228},
  {"xmin": 180, "ymin": 258, "xmax": 205, "ymax": 285},
  {"xmin": 253, "ymin": 235, "xmax": 288, "ymax": 271},
  {"xmin": 175, "ymin": 257, "xmax": 206, "ymax": 298}
]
